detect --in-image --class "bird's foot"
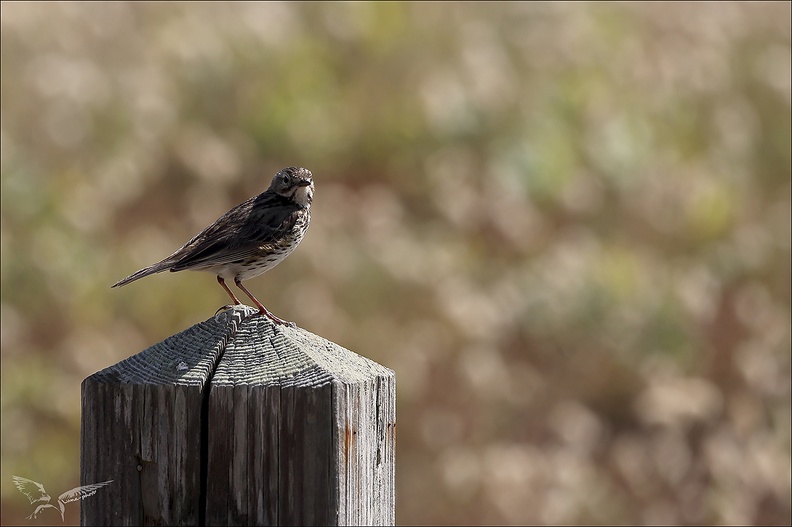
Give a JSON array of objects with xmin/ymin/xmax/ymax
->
[
  {"xmin": 254, "ymin": 308, "xmax": 296, "ymax": 328},
  {"xmin": 214, "ymin": 304, "xmax": 238, "ymax": 315}
]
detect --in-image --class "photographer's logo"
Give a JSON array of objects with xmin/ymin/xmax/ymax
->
[{"xmin": 13, "ymin": 475, "xmax": 113, "ymax": 522}]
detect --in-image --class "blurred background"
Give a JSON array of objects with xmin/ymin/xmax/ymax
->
[{"xmin": 1, "ymin": 2, "xmax": 790, "ymax": 525}]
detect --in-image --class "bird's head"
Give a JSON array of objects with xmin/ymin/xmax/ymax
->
[{"xmin": 269, "ymin": 167, "xmax": 314, "ymax": 208}]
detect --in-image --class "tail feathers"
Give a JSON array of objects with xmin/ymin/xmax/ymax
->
[{"xmin": 111, "ymin": 261, "xmax": 173, "ymax": 288}]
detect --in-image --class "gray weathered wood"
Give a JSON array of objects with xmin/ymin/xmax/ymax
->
[{"xmin": 81, "ymin": 305, "xmax": 395, "ymax": 526}]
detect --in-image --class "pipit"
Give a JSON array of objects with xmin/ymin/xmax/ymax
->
[{"xmin": 112, "ymin": 166, "xmax": 314, "ymax": 326}]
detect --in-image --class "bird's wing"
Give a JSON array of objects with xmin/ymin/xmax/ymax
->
[
  {"xmin": 169, "ymin": 199, "xmax": 298, "ymax": 271},
  {"xmin": 12, "ymin": 476, "xmax": 48, "ymax": 504},
  {"xmin": 168, "ymin": 238, "xmax": 264, "ymax": 271},
  {"xmin": 58, "ymin": 480, "xmax": 114, "ymax": 504}
]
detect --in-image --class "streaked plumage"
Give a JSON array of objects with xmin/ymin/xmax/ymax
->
[{"xmin": 112, "ymin": 166, "xmax": 314, "ymax": 326}]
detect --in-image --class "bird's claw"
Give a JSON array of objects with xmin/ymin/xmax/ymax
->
[
  {"xmin": 214, "ymin": 304, "xmax": 237, "ymax": 315},
  {"xmin": 263, "ymin": 312, "xmax": 296, "ymax": 328}
]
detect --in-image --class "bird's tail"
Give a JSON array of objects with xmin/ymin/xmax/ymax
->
[{"xmin": 111, "ymin": 261, "xmax": 173, "ymax": 288}]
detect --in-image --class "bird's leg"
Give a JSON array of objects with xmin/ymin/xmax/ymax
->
[
  {"xmin": 217, "ymin": 276, "xmax": 242, "ymax": 304},
  {"xmin": 215, "ymin": 276, "xmax": 242, "ymax": 313},
  {"xmin": 234, "ymin": 278, "xmax": 295, "ymax": 327}
]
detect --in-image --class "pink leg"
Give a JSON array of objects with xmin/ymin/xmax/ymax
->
[
  {"xmin": 234, "ymin": 278, "xmax": 293, "ymax": 326},
  {"xmin": 217, "ymin": 276, "xmax": 242, "ymax": 305}
]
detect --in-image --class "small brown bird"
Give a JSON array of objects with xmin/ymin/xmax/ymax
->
[{"xmin": 112, "ymin": 166, "xmax": 314, "ymax": 326}]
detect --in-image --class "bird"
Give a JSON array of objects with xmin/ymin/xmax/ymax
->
[
  {"xmin": 13, "ymin": 475, "xmax": 113, "ymax": 521},
  {"xmin": 112, "ymin": 166, "xmax": 314, "ymax": 326}
]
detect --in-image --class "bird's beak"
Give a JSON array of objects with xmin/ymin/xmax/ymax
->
[{"xmin": 297, "ymin": 180, "xmax": 312, "ymax": 187}]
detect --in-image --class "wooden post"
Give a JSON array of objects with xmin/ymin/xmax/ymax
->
[{"xmin": 80, "ymin": 306, "xmax": 395, "ymax": 526}]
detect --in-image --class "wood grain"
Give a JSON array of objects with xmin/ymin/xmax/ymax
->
[{"xmin": 81, "ymin": 306, "xmax": 395, "ymax": 526}]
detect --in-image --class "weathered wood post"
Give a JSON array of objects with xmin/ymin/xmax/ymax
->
[{"xmin": 80, "ymin": 306, "xmax": 395, "ymax": 526}]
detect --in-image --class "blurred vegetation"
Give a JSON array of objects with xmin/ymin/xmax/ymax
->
[{"xmin": 1, "ymin": 2, "xmax": 790, "ymax": 525}]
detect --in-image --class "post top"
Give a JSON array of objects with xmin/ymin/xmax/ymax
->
[{"xmin": 86, "ymin": 306, "xmax": 393, "ymax": 389}]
